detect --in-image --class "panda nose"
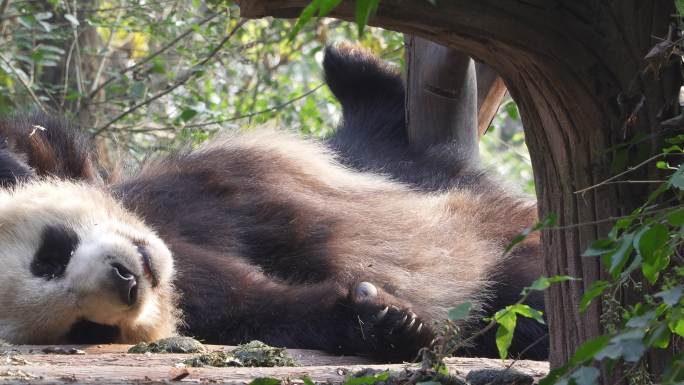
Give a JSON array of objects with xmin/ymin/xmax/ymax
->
[{"xmin": 111, "ymin": 263, "xmax": 138, "ymax": 306}]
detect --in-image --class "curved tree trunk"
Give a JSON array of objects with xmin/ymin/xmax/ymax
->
[{"xmin": 237, "ymin": 0, "xmax": 680, "ymax": 380}]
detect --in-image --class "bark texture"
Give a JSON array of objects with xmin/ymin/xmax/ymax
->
[{"xmin": 237, "ymin": 0, "xmax": 681, "ymax": 379}]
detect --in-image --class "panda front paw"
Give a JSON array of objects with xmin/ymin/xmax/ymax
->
[{"xmin": 349, "ymin": 281, "xmax": 434, "ymax": 361}]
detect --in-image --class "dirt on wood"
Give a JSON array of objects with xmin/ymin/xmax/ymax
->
[{"xmin": 0, "ymin": 344, "xmax": 548, "ymax": 384}]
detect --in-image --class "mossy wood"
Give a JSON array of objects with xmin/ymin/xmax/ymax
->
[{"xmin": 236, "ymin": 0, "xmax": 680, "ymax": 381}]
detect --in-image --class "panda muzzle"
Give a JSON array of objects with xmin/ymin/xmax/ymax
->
[{"xmin": 111, "ymin": 263, "xmax": 138, "ymax": 306}]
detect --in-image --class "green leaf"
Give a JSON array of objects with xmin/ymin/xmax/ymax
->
[
  {"xmin": 676, "ymin": 0, "xmax": 684, "ymax": 15},
  {"xmin": 491, "ymin": 304, "xmax": 544, "ymax": 359},
  {"xmin": 539, "ymin": 365, "xmax": 571, "ymax": 385},
  {"xmin": 625, "ymin": 310, "xmax": 656, "ymax": 328},
  {"xmin": 655, "ymin": 286, "xmax": 683, "ymax": 307},
  {"xmin": 38, "ymin": 45, "xmax": 66, "ymax": 54},
  {"xmin": 670, "ymin": 164, "xmax": 684, "ymax": 190},
  {"xmin": 494, "ymin": 310, "xmax": 516, "ymax": 359},
  {"xmin": 504, "ymin": 230, "xmax": 530, "ymax": 254},
  {"xmin": 448, "ymin": 303, "xmax": 472, "ymax": 321},
  {"xmin": 34, "ymin": 11, "xmax": 53, "ymax": 20},
  {"xmin": 611, "ymin": 148, "xmax": 629, "ymax": 174},
  {"xmin": 602, "ymin": 233, "xmax": 634, "ymax": 278},
  {"xmin": 344, "ymin": 372, "xmax": 389, "ymax": 385},
  {"xmin": 646, "ymin": 182, "xmax": 670, "ymax": 204},
  {"xmin": 569, "ymin": 335, "xmax": 611, "ymax": 365},
  {"xmin": 663, "ymin": 145, "xmax": 682, "ymax": 154},
  {"xmin": 301, "ymin": 376, "xmax": 316, "ymax": 385},
  {"xmin": 539, "ymin": 338, "xmax": 607, "ymax": 385},
  {"xmin": 505, "ymin": 101, "xmax": 520, "ymax": 120},
  {"xmin": 130, "ymin": 81, "xmax": 147, "ymax": 100},
  {"xmin": 583, "ymin": 238, "xmax": 615, "ymax": 257},
  {"xmin": 180, "ymin": 108, "xmax": 198, "ymax": 122},
  {"xmin": 570, "ymin": 366, "xmax": 600, "ymax": 385},
  {"xmin": 64, "ymin": 14, "xmax": 79, "ymax": 27},
  {"xmin": 666, "ymin": 134, "xmax": 684, "ymax": 144},
  {"xmin": 289, "ymin": 0, "xmax": 321, "ymax": 41},
  {"xmin": 642, "ymin": 247, "xmax": 671, "ymax": 285},
  {"xmin": 249, "ymin": 378, "xmax": 281, "ymax": 385},
  {"xmin": 150, "ymin": 58, "xmax": 166, "ymax": 74},
  {"xmin": 671, "ymin": 319, "xmax": 684, "ymax": 337},
  {"xmin": 355, "ymin": 0, "xmax": 380, "ymax": 35},
  {"xmin": 509, "ymin": 304, "xmax": 545, "ymax": 324},
  {"xmin": 666, "ymin": 208, "xmax": 684, "ymax": 226},
  {"xmin": 319, "ymin": 0, "xmax": 342, "ymax": 16},
  {"xmin": 504, "ymin": 214, "xmax": 556, "ymax": 255},
  {"xmin": 595, "ymin": 330, "xmax": 646, "ymax": 362},
  {"xmin": 523, "ymin": 276, "xmax": 576, "ymax": 295},
  {"xmin": 647, "ymin": 324, "xmax": 671, "ymax": 349},
  {"xmin": 580, "ymin": 280, "xmax": 610, "ymax": 312},
  {"xmin": 609, "ymin": 216, "xmax": 634, "ymax": 239},
  {"xmin": 637, "ymin": 224, "xmax": 669, "ymax": 262}
]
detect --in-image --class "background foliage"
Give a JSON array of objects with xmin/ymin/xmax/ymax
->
[{"xmin": 0, "ymin": 0, "xmax": 532, "ymax": 188}]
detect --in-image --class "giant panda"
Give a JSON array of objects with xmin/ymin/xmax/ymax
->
[{"xmin": 0, "ymin": 46, "xmax": 546, "ymax": 362}]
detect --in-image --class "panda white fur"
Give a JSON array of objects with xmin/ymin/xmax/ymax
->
[
  {"xmin": 0, "ymin": 46, "xmax": 546, "ymax": 361},
  {"xmin": 0, "ymin": 180, "xmax": 177, "ymax": 344}
]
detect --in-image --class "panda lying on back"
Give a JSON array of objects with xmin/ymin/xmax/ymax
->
[{"xmin": 0, "ymin": 46, "xmax": 547, "ymax": 361}]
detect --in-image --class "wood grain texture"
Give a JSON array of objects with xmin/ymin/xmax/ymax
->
[
  {"xmin": 0, "ymin": 345, "xmax": 549, "ymax": 384},
  {"xmin": 474, "ymin": 62, "xmax": 507, "ymax": 136}
]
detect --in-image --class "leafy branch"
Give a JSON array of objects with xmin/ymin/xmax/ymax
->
[{"xmin": 91, "ymin": 18, "xmax": 247, "ymax": 137}]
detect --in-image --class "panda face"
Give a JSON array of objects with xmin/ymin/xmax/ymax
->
[{"xmin": 0, "ymin": 180, "xmax": 177, "ymax": 344}]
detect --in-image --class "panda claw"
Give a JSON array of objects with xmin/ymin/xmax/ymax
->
[
  {"xmin": 405, "ymin": 315, "xmax": 416, "ymax": 330},
  {"xmin": 375, "ymin": 306, "xmax": 389, "ymax": 320}
]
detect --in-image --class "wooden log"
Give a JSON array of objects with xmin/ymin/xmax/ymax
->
[
  {"xmin": 475, "ymin": 62, "xmax": 507, "ymax": 136},
  {"xmin": 405, "ymin": 36, "xmax": 478, "ymax": 161},
  {"xmin": 0, "ymin": 344, "xmax": 549, "ymax": 384}
]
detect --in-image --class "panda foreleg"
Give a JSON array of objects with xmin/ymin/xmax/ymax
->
[{"xmin": 173, "ymin": 240, "xmax": 433, "ymax": 361}]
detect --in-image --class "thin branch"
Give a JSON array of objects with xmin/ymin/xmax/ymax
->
[
  {"xmin": 0, "ymin": 0, "xmax": 11, "ymax": 34},
  {"xmin": 79, "ymin": 0, "xmax": 178, "ymax": 13},
  {"xmin": 85, "ymin": 11, "xmax": 221, "ymax": 102},
  {"xmin": 549, "ymin": 203, "xmax": 684, "ymax": 231},
  {"xmin": 574, "ymin": 153, "xmax": 668, "ymax": 195},
  {"xmin": 0, "ymin": 53, "xmax": 47, "ymax": 113},
  {"xmin": 599, "ymin": 180, "xmax": 667, "ymax": 185},
  {"xmin": 61, "ymin": 29, "xmax": 80, "ymax": 107},
  {"xmin": 90, "ymin": 11, "xmax": 121, "ymax": 94},
  {"xmin": 107, "ymin": 83, "xmax": 324, "ymax": 133},
  {"xmin": 63, "ymin": 0, "xmax": 85, "ymax": 109},
  {"xmin": 92, "ymin": 19, "xmax": 247, "ymax": 137},
  {"xmin": 186, "ymin": 84, "xmax": 325, "ymax": 128}
]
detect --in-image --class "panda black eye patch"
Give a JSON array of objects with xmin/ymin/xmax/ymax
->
[{"xmin": 31, "ymin": 225, "xmax": 79, "ymax": 280}]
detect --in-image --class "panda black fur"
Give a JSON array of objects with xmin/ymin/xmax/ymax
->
[{"xmin": 0, "ymin": 46, "xmax": 547, "ymax": 361}]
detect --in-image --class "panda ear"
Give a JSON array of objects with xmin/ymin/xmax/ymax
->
[{"xmin": 0, "ymin": 144, "xmax": 35, "ymax": 187}]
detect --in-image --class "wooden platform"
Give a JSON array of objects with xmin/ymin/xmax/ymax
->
[{"xmin": 0, "ymin": 345, "xmax": 549, "ymax": 384}]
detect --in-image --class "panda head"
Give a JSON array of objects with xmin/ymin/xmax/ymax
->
[{"xmin": 0, "ymin": 179, "xmax": 178, "ymax": 344}]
